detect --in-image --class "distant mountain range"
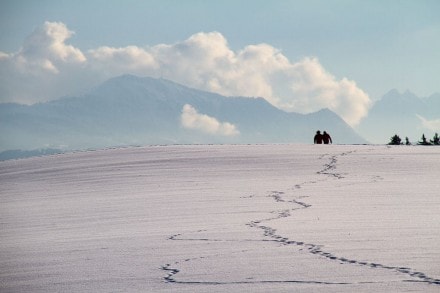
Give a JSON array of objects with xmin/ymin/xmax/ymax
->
[
  {"xmin": 356, "ymin": 89, "xmax": 440, "ymax": 143},
  {"xmin": 0, "ymin": 74, "xmax": 367, "ymax": 153}
]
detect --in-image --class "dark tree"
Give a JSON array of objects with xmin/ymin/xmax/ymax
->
[
  {"xmin": 418, "ymin": 134, "xmax": 432, "ymax": 145},
  {"xmin": 405, "ymin": 137, "xmax": 411, "ymax": 145},
  {"xmin": 431, "ymin": 133, "xmax": 440, "ymax": 145},
  {"xmin": 389, "ymin": 134, "xmax": 402, "ymax": 145}
]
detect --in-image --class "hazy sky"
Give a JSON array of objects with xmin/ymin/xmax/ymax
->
[{"xmin": 0, "ymin": 0, "xmax": 439, "ymax": 125}]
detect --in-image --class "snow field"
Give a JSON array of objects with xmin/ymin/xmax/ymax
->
[{"xmin": 1, "ymin": 144, "xmax": 439, "ymax": 292}]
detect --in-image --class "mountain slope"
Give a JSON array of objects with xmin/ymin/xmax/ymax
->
[
  {"xmin": 0, "ymin": 75, "xmax": 366, "ymax": 151},
  {"xmin": 356, "ymin": 89, "xmax": 440, "ymax": 143}
]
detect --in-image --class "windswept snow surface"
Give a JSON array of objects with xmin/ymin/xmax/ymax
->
[{"xmin": 1, "ymin": 144, "xmax": 439, "ymax": 292}]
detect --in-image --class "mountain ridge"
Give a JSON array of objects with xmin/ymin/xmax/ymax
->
[
  {"xmin": 0, "ymin": 74, "xmax": 367, "ymax": 152},
  {"xmin": 357, "ymin": 89, "xmax": 440, "ymax": 143}
]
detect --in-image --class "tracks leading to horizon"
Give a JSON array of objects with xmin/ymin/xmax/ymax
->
[
  {"xmin": 161, "ymin": 149, "xmax": 440, "ymax": 287},
  {"xmin": 249, "ymin": 150, "xmax": 440, "ymax": 285}
]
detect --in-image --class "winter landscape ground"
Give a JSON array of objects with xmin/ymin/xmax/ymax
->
[{"xmin": 1, "ymin": 144, "xmax": 439, "ymax": 292}]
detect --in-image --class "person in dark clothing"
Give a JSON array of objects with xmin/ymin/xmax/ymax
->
[
  {"xmin": 323, "ymin": 131, "xmax": 332, "ymax": 144},
  {"xmin": 314, "ymin": 130, "xmax": 323, "ymax": 144}
]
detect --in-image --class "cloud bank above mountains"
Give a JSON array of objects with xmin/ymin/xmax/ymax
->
[{"xmin": 0, "ymin": 21, "xmax": 371, "ymax": 126}]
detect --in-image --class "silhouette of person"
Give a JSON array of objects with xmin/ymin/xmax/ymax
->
[
  {"xmin": 323, "ymin": 131, "xmax": 332, "ymax": 144},
  {"xmin": 314, "ymin": 130, "xmax": 323, "ymax": 144}
]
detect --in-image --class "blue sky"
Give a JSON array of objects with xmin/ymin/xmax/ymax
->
[{"xmin": 0, "ymin": 0, "xmax": 439, "ymax": 123}]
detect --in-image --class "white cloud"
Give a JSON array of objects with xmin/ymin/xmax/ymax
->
[
  {"xmin": 0, "ymin": 21, "xmax": 371, "ymax": 126},
  {"xmin": 15, "ymin": 21, "xmax": 86, "ymax": 74},
  {"xmin": 286, "ymin": 57, "xmax": 372, "ymax": 126},
  {"xmin": 181, "ymin": 104, "xmax": 240, "ymax": 136},
  {"xmin": 417, "ymin": 114, "xmax": 440, "ymax": 131},
  {"xmin": 88, "ymin": 46, "xmax": 158, "ymax": 77},
  {"xmin": 0, "ymin": 21, "xmax": 88, "ymax": 103}
]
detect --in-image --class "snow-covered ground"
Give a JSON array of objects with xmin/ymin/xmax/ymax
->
[{"xmin": 1, "ymin": 144, "xmax": 439, "ymax": 292}]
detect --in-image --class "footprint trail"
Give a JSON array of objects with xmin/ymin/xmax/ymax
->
[{"xmin": 161, "ymin": 150, "xmax": 440, "ymax": 286}]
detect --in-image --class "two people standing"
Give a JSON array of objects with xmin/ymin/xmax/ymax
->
[{"xmin": 314, "ymin": 130, "xmax": 332, "ymax": 144}]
